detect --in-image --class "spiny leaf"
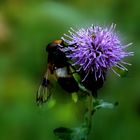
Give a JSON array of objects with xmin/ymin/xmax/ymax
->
[{"xmin": 93, "ymin": 99, "xmax": 119, "ymax": 110}]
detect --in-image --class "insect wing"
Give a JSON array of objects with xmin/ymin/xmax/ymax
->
[{"xmin": 36, "ymin": 70, "xmax": 52, "ymax": 106}]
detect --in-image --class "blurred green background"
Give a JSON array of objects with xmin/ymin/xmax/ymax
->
[{"xmin": 0, "ymin": 0, "xmax": 139, "ymax": 140}]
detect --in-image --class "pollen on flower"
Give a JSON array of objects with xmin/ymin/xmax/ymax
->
[{"xmin": 62, "ymin": 24, "xmax": 134, "ymax": 81}]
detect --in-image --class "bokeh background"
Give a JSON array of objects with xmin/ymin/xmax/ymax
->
[{"xmin": 0, "ymin": 0, "xmax": 140, "ymax": 140}]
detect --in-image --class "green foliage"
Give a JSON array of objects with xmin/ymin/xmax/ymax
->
[
  {"xmin": 93, "ymin": 99, "xmax": 119, "ymax": 110},
  {"xmin": 54, "ymin": 126, "xmax": 88, "ymax": 140},
  {"xmin": 54, "ymin": 98, "xmax": 118, "ymax": 140},
  {"xmin": 72, "ymin": 92, "xmax": 78, "ymax": 103}
]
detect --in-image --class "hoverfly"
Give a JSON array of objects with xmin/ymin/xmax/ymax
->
[{"xmin": 36, "ymin": 40, "xmax": 79, "ymax": 106}]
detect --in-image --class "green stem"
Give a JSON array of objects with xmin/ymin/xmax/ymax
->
[
  {"xmin": 87, "ymin": 92, "xmax": 94, "ymax": 134},
  {"xmin": 86, "ymin": 90, "xmax": 99, "ymax": 136}
]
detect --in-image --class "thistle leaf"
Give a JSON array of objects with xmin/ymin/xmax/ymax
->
[{"xmin": 93, "ymin": 99, "xmax": 118, "ymax": 110}]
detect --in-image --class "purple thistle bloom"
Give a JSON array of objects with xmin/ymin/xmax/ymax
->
[{"xmin": 62, "ymin": 24, "xmax": 133, "ymax": 81}]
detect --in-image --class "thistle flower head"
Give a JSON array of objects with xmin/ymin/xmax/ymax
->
[{"xmin": 62, "ymin": 24, "xmax": 133, "ymax": 81}]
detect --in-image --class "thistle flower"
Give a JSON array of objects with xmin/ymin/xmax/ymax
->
[{"xmin": 62, "ymin": 24, "xmax": 133, "ymax": 81}]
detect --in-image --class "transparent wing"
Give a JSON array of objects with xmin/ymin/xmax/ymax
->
[{"xmin": 36, "ymin": 68, "xmax": 52, "ymax": 106}]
